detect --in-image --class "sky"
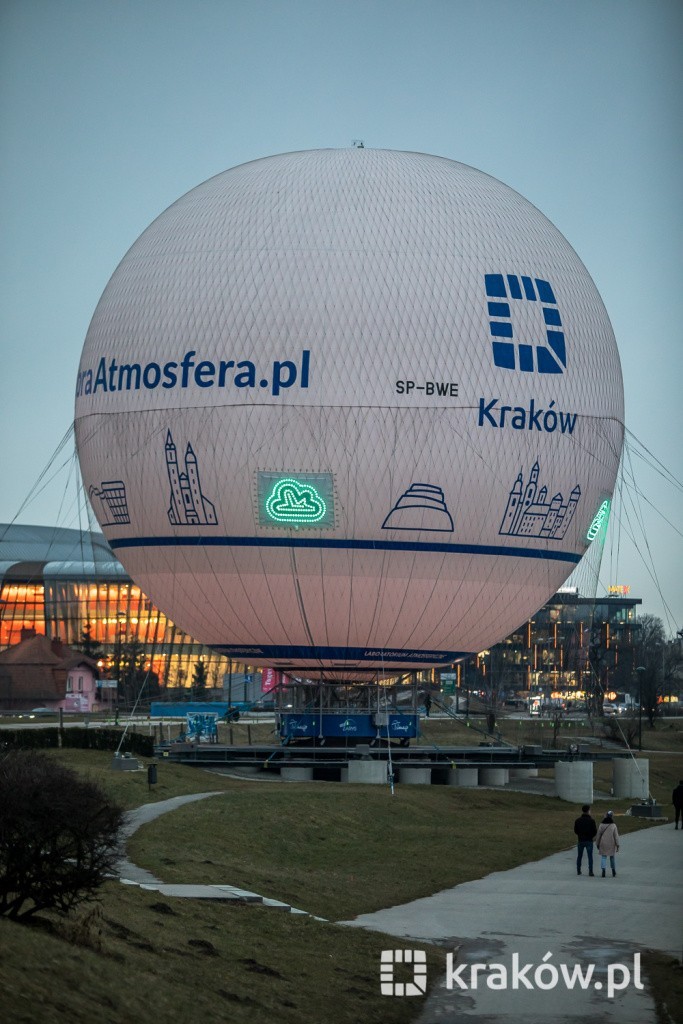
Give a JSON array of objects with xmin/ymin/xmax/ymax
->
[{"xmin": 1, "ymin": 0, "xmax": 681, "ymax": 633}]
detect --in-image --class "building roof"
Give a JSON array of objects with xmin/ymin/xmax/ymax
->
[
  {"xmin": 0, "ymin": 632, "xmax": 97, "ymax": 707},
  {"xmin": 0, "ymin": 523, "xmax": 128, "ymax": 582},
  {"xmin": 0, "ymin": 633, "xmax": 97, "ymax": 669}
]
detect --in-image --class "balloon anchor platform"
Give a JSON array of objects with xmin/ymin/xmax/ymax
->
[{"xmin": 162, "ymin": 738, "xmax": 633, "ymax": 796}]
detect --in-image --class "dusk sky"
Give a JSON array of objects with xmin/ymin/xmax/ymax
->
[{"xmin": 1, "ymin": 0, "xmax": 681, "ymax": 632}]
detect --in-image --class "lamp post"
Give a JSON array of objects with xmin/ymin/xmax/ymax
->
[
  {"xmin": 635, "ymin": 665, "xmax": 646, "ymax": 751},
  {"xmin": 114, "ymin": 613, "xmax": 126, "ymax": 706}
]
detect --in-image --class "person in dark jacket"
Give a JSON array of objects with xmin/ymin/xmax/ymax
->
[
  {"xmin": 672, "ymin": 780, "xmax": 683, "ymax": 830},
  {"xmin": 573, "ymin": 804, "xmax": 597, "ymax": 876}
]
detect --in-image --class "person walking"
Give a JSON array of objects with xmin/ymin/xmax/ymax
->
[
  {"xmin": 672, "ymin": 780, "xmax": 683, "ymax": 830},
  {"xmin": 573, "ymin": 803, "xmax": 597, "ymax": 876},
  {"xmin": 596, "ymin": 810, "xmax": 620, "ymax": 877}
]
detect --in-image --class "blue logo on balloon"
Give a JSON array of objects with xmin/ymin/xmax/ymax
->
[{"xmin": 485, "ymin": 274, "xmax": 566, "ymax": 374}]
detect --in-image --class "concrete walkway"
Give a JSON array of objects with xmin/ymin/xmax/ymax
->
[
  {"xmin": 117, "ymin": 791, "xmax": 224, "ymax": 883},
  {"xmin": 343, "ymin": 822, "xmax": 683, "ymax": 1023}
]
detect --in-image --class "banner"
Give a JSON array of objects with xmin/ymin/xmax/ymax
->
[{"xmin": 261, "ymin": 668, "xmax": 281, "ymax": 693}]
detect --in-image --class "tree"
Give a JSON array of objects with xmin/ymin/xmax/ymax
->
[
  {"xmin": 73, "ymin": 620, "xmax": 102, "ymax": 661},
  {"xmin": 662, "ymin": 635, "xmax": 683, "ymax": 711},
  {"xmin": 602, "ymin": 713, "xmax": 640, "ymax": 748},
  {"xmin": 587, "ymin": 624, "xmax": 613, "ymax": 717},
  {"xmin": 0, "ymin": 751, "xmax": 124, "ymax": 922},
  {"xmin": 635, "ymin": 615, "xmax": 667, "ymax": 727},
  {"xmin": 192, "ymin": 658, "xmax": 208, "ymax": 699},
  {"xmin": 119, "ymin": 636, "xmax": 148, "ymax": 707}
]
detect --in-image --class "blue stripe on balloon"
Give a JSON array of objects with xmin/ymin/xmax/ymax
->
[
  {"xmin": 211, "ymin": 643, "xmax": 471, "ymax": 663},
  {"xmin": 109, "ymin": 535, "xmax": 582, "ymax": 564}
]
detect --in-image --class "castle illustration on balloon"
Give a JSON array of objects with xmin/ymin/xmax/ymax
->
[
  {"xmin": 165, "ymin": 431, "xmax": 217, "ymax": 526},
  {"xmin": 499, "ymin": 461, "xmax": 580, "ymax": 540}
]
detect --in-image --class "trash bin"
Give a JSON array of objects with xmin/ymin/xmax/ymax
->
[{"xmin": 147, "ymin": 763, "xmax": 158, "ymax": 787}]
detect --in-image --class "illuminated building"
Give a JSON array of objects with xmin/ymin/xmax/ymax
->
[
  {"xmin": 0, "ymin": 523, "xmax": 234, "ymax": 693},
  {"xmin": 459, "ymin": 587, "xmax": 642, "ymax": 707}
]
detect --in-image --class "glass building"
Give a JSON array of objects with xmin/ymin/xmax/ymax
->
[
  {"xmin": 0, "ymin": 524, "xmax": 231, "ymax": 692},
  {"xmin": 454, "ymin": 587, "xmax": 642, "ymax": 710}
]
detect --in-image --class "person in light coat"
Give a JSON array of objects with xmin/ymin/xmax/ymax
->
[{"xmin": 596, "ymin": 810, "xmax": 620, "ymax": 877}]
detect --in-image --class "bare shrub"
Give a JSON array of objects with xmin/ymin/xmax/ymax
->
[{"xmin": 0, "ymin": 751, "xmax": 124, "ymax": 922}]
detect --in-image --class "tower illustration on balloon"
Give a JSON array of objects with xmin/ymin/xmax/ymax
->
[
  {"xmin": 164, "ymin": 431, "xmax": 217, "ymax": 527},
  {"xmin": 74, "ymin": 148, "xmax": 624, "ymax": 677}
]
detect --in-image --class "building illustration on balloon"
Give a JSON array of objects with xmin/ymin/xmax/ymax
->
[
  {"xmin": 499, "ymin": 462, "xmax": 580, "ymax": 540},
  {"xmin": 165, "ymin": 430, "xmax": 217, "ymax": 527},
  {"xmin": 382, "ymin": 483, "xmax": 454, "ymax": 532},
  {"xmin": 88, "ymin": 481, "xmax": 131, "ymax": 526}
]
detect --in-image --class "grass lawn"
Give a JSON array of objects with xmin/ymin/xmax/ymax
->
[
  {"xmin": 126, "ymin": 774, "xmax": 674, "ymax": 921},
  {"xmin": 0, "ymin": 883, "xmax": 440, "ymax": 1024},
  {"xmin": 41, "ymin": 747, "xmax": 237, "ymax": 810}
]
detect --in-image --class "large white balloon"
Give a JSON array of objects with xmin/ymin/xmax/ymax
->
[{"xmin": 74, "ymin": 148, "xmax": 624, "ymax": 678}]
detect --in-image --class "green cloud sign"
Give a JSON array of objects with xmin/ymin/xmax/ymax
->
[{"xmin": 265, "ymin": 477, "xmax": 327, "ymax": 524}]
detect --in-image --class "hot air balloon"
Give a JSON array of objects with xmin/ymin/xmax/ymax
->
[{"xmin": 74, "ymin": 148, "xmax": 624, "ymax": 680}]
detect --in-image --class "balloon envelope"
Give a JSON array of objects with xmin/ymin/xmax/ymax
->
[{"xmin": 74, "ymin": 149, "xmax": 624, "ymax": 678}]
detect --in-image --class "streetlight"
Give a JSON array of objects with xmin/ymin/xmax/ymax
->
[{"xmin": 635, "ymin": 665, "xmax": 646, "ymax": 751}]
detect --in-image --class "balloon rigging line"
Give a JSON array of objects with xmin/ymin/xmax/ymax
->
[
  {"xmin": 0, "ymin": 423, "xmax": 75, "ymax": 543},
  {"xmin": 624, "ymin": 426, "xmax": 683, "ymax": 492},
  {"xmin": 618, "ymin": 447, "xmax": 683, "ymax": 539},
  {"xmin": 615, "ymin": 476, "xmax": 678, "ymax": 630}
]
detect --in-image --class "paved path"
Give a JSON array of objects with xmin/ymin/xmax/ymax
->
[
  {"xmin": 343, "ymin": 822, "xmax": 683, "ymax": 1023},
  {"xmin": 117, "ymin": 791, "xmax": 224, "ymax": 883},
  {"xmin": 116, "ymin": 791, "xmax": 313, "ymax": 914}
]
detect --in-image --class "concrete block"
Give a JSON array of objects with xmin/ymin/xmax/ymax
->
[
  {"xmin": 280, "ymin": 766, "xmax": 314, "ymax": 781},
  {"xmin": 479, "ymin": 767, "xmax": 509, "ymax": 786},
  {"xmin": 398, "ymin": 767, "xmax": 432, "ymax": 785},
  {"xmin": 555, "ymin": 760, "xmax": 593, "ymax": 803},
  {"xmin": 346, "ymin": 760, "xmax": 387, "ymax": 784},
  {"xmin": 447, "ymin": 767, "xmax": 479, "ymax": 787},
  {"xmin": 613, "ymin": 758, "xmax": 649, "ymax": 800}
]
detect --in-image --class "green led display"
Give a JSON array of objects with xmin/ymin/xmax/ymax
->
[
  {"xmin": 257, "ymin": 472, "xmax": 335, "ymax": 528},
  {"xmin": 586, "ymin": 499, "xmax": 611, "ymax": 542}
]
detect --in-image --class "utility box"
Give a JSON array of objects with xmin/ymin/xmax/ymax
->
[
  {"xmin": 630, "ymin": 802, "xmax": 664, "ymax": 818},
  {"xmin": 110, "ymin": 753, "xmax": 141, "ymax": 772}
]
